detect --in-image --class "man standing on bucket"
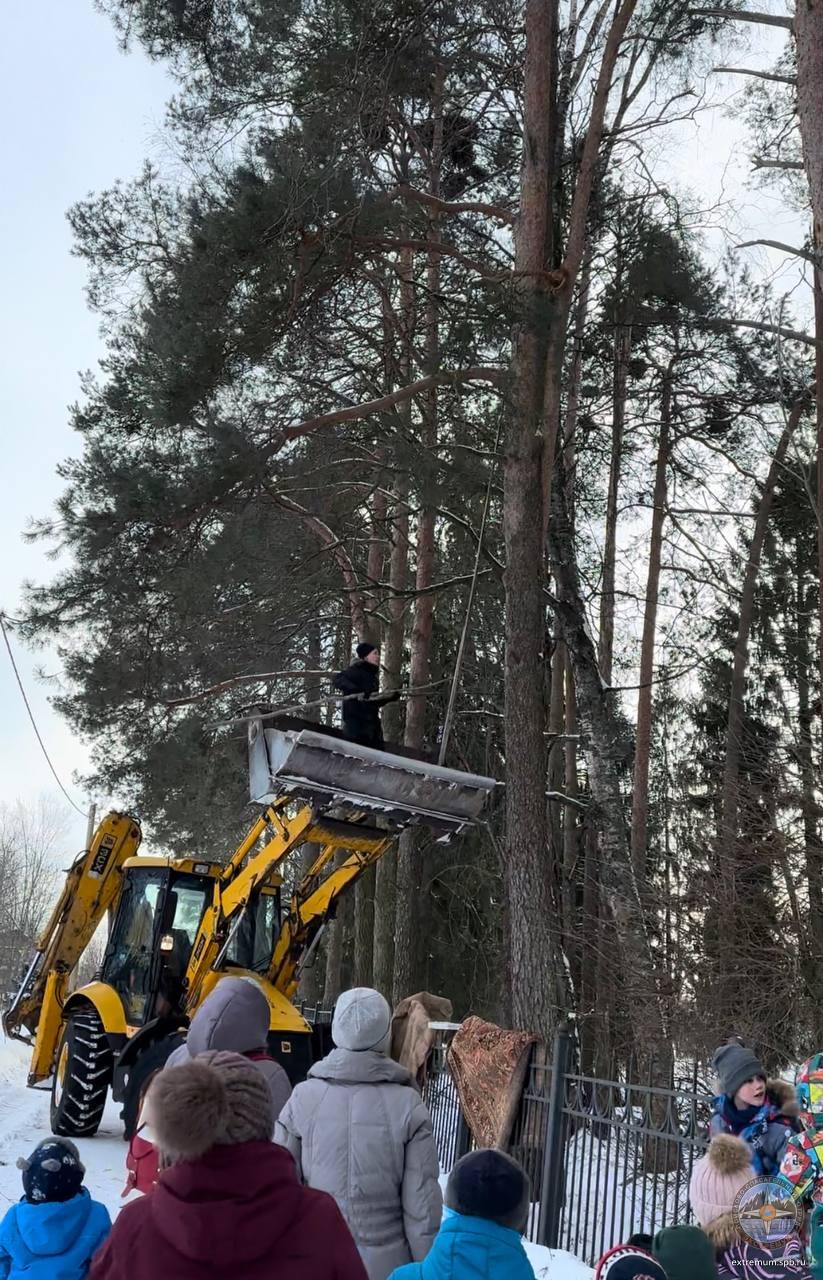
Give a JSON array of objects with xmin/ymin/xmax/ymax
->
[{"xmin": 334, "ymin": 643, "xmax": 399, "ymax": 748}]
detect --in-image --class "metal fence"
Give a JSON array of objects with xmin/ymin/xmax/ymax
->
[{"xmin": 425, "ymin": 1024, "xmax": 714, "ymax": 1266}]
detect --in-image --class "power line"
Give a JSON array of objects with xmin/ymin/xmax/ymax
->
[{"xmin": 0, "ymin": 614, "xmax": 86, "ymax": 816}]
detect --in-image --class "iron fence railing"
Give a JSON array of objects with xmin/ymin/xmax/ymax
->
[{"xmin": 427, "ymin": 1025, "xmax": 714, "ymax": 1265}]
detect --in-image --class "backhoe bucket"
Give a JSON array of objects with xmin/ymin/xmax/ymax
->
[{"xmin": 248, "ymin": 717, "xmax": 495, "ymax": 837}]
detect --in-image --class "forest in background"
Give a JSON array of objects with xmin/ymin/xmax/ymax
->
[{"xmin": 11, "ymin": 0, "xmax": 823, "ymax": 1072}]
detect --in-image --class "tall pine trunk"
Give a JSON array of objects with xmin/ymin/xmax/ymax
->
[
  {"xmin": 502, "ymin": 0, "xmax": 565, "ymax": 1037},
  {"xmin": 719, "ymin": 400, "xmax": 807, "ymax": 848},
  {"xmin": 373, "ymin": 249, "xmax": 414, "ymax": 999},
  {"xmin": 630, "ymin": 370, "xmax": 671, "ymax": 881},
  {"xmin": 393, "ymin": 69, "xmax": 443, "ymax": 1004},
  {"xmin": 794, "ymin": 0, "xmax": 823, "ymax": 699},
  {"xmin": 599, "ymin": 313, "xmax": 632, "ymax": 683}
]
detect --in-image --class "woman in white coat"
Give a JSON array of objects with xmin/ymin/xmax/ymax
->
[{"xmin": 275, "ymin": 988, "xmax": 442, "ymax": 1280}]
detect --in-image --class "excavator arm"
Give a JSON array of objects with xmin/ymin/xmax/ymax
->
[
  {"xmin": 268, "ymin": 817, "xmax": 393, "ymax": 998},
  {"xmin": 3, "ymin": 812, "xmax": 141, "ymax": 1083}
]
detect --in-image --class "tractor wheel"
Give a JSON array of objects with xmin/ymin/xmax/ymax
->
[{"xmin": 50, "ymin": 1008, "xmax": 113, "ymax": 1138}]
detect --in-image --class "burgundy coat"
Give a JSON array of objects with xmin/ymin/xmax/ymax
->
[{"xmin": 88, "ymin": 1140, "xmax": 368, "ymax": 1280}]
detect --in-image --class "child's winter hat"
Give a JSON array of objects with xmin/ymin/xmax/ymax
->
[
  {"xmin": 147, "ymin": 1049, "xmax": 273, "ymax": 1162},
  {"xmin": 652, "ymin": 1225, "xmax": 717, "ymax": 1280},
  {"xmin": 795, "ymin": 1053, "xmax": 823, "ymax": 1132},
  {"xmin": 445, "ymin": 1149, "xmax": 531, "ymax": 1233},
  {"xmin": 356, "ymin": 642, "xmax": 377, "ymax": 659},
  {"xmin": 689, "ymin": 1133, "xmax": 756, "ymax": 1228},
  {"xmin": 332, "ymin": 987, "xmax": 393, "ymax": 1054},
  {"xmin": 712, "ymin": 1041, "xmax": 765, "ymax": 1099},
  {"xmin": 17, "ymin": 1137, "xmax": 85, "ymax": 1204},
  {"xmin": 594, "ymin": 1244, "xmax": 668, "ymax": 1279}
]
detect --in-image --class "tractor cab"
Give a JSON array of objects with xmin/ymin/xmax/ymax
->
[
  {"xmin": 102, "ymin": 857, "xmax": 281, "ymax": 1028},
  {"xmin": 102, "ymin": 859, "xmax": 214, "ymax": 1026}
]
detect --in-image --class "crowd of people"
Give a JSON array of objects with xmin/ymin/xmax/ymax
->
[{"xmin": 3, "ymin": 993, "xmax": 823, "ymax": 1280}]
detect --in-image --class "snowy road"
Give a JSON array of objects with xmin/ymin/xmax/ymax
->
[
  {"xmin": 0, "ymin": 1037, "xmax": 130, "ymax": 1217},
  {"xmin": 0, "ymin": 1036, "xmax": 592, "ymax": 1278}
]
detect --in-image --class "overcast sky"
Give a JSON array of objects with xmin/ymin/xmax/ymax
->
[
  {"xmin": 0, "ymin": 1, "xmax": 805, "ymax": 856},
  {"xmin": 0, "ymin": 4, "xmax": 170, "ymax": 848}
]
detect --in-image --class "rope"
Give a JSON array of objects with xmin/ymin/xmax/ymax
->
[
  {"xmin": 0, "ymin": 615, "xmax": 86, "ymax": 816},
  {"xmin": 438, "ymin": 422, "xmax": 502, "ymax": 765}
]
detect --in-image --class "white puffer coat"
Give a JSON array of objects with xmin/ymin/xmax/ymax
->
[{"xmin": 274, "ymin": 1048, "xmax": 442, "ymax": 1280}]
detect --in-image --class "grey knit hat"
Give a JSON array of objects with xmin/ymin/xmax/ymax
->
[
  {"xmin": 147, "ymin": 1050, "xmax": 273, "ymax": 1162},
  {"xmin": 712, "ymin": 1042, "xmax": 765, "ymax": 1099},
  {"xmin": 332, "ymin": 988, "xmax": 393, "ymax": 1053}
]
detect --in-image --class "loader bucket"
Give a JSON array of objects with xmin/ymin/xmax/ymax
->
[{"xmin": 248, "ymin": 716, "xmax": 495, "ymax": 837}]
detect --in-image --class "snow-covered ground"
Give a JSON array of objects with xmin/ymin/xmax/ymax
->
[
  {"xmin": 0, "ymin": 1037, "xmax": 130, "ymax": 1216},
  {"xmin": 0, "ymin": 1037, "xmax": 592, "ymax": 1278}
]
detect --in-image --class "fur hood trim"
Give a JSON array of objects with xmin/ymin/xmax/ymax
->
[
  {"xmin": 708, "ymin": 1134, "xmax": 754, "ymax": 1176},
  {"xmin": 703, "ymin": 1210, "xmax": 745, "ymax": 1251},
  {"xmin": 768, "ymin": 1078, "xmax": 800, "ymax": 1117}
]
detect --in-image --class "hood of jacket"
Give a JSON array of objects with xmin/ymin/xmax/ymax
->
[
  {"xmin": 150, "ymin": 1141, "xmax": 305, "ymax": 1267},
  {"xmin": 182, "ymin": 977, "xmax": 270, "ymax": 1058},
  {"xmin": 417, "ymin": 1213, "xmax": 534, "ymax": 1280},
  {"xmin": 769, "ymin": 1079, "xmax": 801, "ymax": 1118},
  {"xmin": 308, "ymin": 1046, "xmax": 416, "ymax": 1087},
  {"xmin": 7, "ymin": 1189, "xmax": 95, "ymax": 1257}
]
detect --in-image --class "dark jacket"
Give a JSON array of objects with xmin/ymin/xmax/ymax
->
[
  {"xmin": 88, "ymin": 1141, "xmax": 367, "ymax": 1280},
  {"xmin": 0, "ymin": 1190, "xmax": 110, "ymax": 1280},
  {"xmin": 333, "ymin": 660, "xmax": 395, "ymax": 747},
  {"xmin": 716, "ymin": 1238, "xmax": 813, "ymax": 1279},
  {"xmin": 709, "ymin": 1079, "xmax": 801, "ymax": 1174}
]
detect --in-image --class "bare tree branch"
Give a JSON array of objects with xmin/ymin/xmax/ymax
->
[
  {"xmin": 735, "ymin": 239, "xmax": 817, "ymax": 263},
  {"xmin": 752, "ymin": 156, "xmax": 805, "ymax": 171},
  {"xmin": 714, "ymin": 65, "xmax": 796, "ymax": 84},
  {"xmin": 271, "ymin": 368, "xmax": 505, "ymax": 446},
  {"xmin": 691, "ymin": 8, "xmax": 793, "ymax": 30},
  {"xmin": 265, "ymin": 489, "xmax": 368, "ymax": 637},
  {"xmin": 391, "ymin": 184, "xmax": 517, "ymax": 226}
]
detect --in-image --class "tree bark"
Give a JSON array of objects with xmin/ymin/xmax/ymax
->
[
  {"xmin": 794, "ymin": 0, "xmax": 823, "ymax": 698},
  {"xmin": 549, "ymin": 464, "xmax": 669, "ymax": 1059},
  {"xmin": 503, "ymin": 0, "xmax": 563, "ymax": 1038},
  {"xmin": 599, "ymin": 314, "xmax": 632, "ymax": 684},
  {"xmin": 719, "ymin": 399, "xmax": 807, "ymax": 849},
  {"xmin": 630, "ymin": 369, "xmax": 672, "ymax": 881},
  {"xmin": 372, "ymin": 250, "xmax": 414, "ymax": 1000},
  {"xmin": 393, "ymin": 68, "xmax": 443, "ymax": 1006}
]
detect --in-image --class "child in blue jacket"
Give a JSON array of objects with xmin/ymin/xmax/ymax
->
[
  {"xmin": 390, "ymin": 1148, "xmax": 535, "ymax": 1280},
  {"xmin": 0, "ymin": 1137, "xmax": 111, "ymax": 1280}
]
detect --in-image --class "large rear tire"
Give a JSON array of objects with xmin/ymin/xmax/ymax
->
[{"xmin": 50, "ymin": 1008, "xmax": 113, "ymax": 1138}]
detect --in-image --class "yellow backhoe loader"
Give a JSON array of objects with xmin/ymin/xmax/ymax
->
[{"xmin": 3, "ymin": 714, "xmax": 494, "ymax": 1138}]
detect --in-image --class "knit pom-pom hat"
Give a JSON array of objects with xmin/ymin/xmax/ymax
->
[
  {"xmin": 689, "ymin": 1133, "xmax": 755, "ymax": 1228},
  {"xmin": 147, "ymin": 1050, "xmax": 273, "ymax": 1162},
  {"xmin": 594, "ymin": 1244, "xmax": 669, "ymax": 1279}
]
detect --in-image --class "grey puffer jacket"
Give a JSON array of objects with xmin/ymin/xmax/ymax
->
[
  {"xmin": 165, "ymin": 977, "xmax": 292, "ymax": 1125},
  {"xmin": 274, "ymin": 1049, "xmax": 442, "ymax": 1280}
]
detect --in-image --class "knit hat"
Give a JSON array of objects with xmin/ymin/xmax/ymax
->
[
  {"xmin": 147, "ymin": 1050, "xmax": 273, "ymax": 1162},
  {"xmin": 653, "ymin": 1225, "xmax": 717, "ymax": 1280},
  {"xmin": 356, "ymin": 641, "xmax": 377, "ymax": 659},
  {"xmin": 689, "ymin": 1133, "xmax": 756, "ymax": 1228},
  {"xmin": 712, "ymin": 1041, "xmax": 765, "ymax": 1099},
  {"xmin": 795, "ymin": 1052, "xmax": 823, "ymax": 1131},
  {"xmin": 445, "ymin": 1149, "xmax": 530, "ymax": 1233},
  {"xmin": 17, "ymin": 1138, "xmax": 85, "ymax": 1204},
  {"xmin": 594, "ymin": 1245, "xmax": 668, "ymax": 1279},
  {"xmin": 332, "ymin": 987, "xmax": 393, "ymax": 1053}
]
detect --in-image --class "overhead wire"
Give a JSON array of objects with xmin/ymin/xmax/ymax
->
[{"xmin": 0, "ymin": 614, "xmax": 86, "ymax": 816}]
